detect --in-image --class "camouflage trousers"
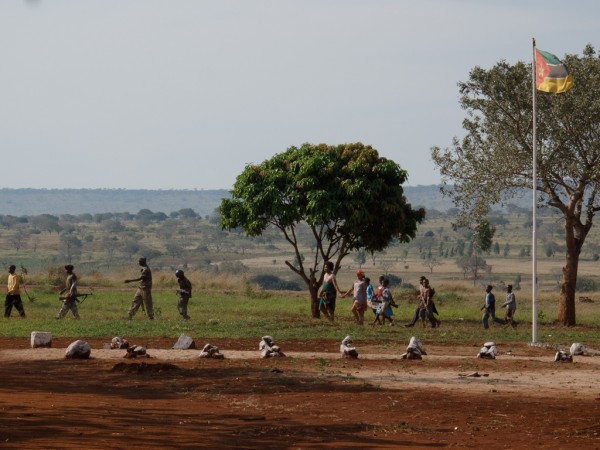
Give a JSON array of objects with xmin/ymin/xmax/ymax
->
[
  {"xmin": 128, "ymin": 288, "xmax": 154, "ymax": 320},
  {"xmin": 56, "ymin": 299, "xmax": 80, "ymax": 319},
  {"xmin": 177, "ymin": 294, "xmax": 190, "ymax": 319}
]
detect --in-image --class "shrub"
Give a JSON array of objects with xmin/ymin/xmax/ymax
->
[
  {"xmin": 576, "ymin": 277, "xmax": 598, "ymax": 292},
  {"xmin": 250, "ymin": 274, "xmax": 302, "ymax": 291},
  {"xmin": 386, "ymin": 274, "xmax": 403, "ymax": 287}
]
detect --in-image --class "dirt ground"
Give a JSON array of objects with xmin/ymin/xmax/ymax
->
[{"xmin": 1, "ymin": 337, "xmax": 599, "ymax": 449}]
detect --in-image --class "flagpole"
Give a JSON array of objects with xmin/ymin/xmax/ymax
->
[{"xmin": 531, "ymin": 38, "xmax": 538, "ymax": 344}]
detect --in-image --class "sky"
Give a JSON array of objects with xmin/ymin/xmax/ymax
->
[{"xmin": 1, "ymin": 0, "xmax": 598, "ymax": 190}]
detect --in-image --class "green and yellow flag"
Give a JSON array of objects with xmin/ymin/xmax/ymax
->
[{"xmin": 535, "ymin": 49, "xmax": 573, "ymax": 93}]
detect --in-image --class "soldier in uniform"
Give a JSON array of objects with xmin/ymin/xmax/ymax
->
[
  {"xmin": 175, "ymin": 269, "xmax": 192, "ymax": 320},
  {"xmin": 56, "ymin": 264, "xmax": 80, "ymax": 319},
  {"xmin": 5, "ymin": 265, "xmax": 26, "ymax": 318},
  {"xmin": 125, "ymin": 257, "xmax": 154, "ymax": 320}
]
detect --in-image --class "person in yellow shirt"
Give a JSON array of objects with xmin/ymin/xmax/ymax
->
[{"xmin": 5, "ymin": 265, "xmax": 26, "ymax": 318}]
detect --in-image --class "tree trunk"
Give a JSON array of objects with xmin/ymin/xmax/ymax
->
[
  {"xmin": 558, "ymin": 230, "xmax": 580, "ymax": 326},
  {"xmin": 309, "ymin": 285, "xmax": 320, "ymax": 319},
  {"xmin": 558, "ymin": 248, "xmax": 579, "ymax": 326}
]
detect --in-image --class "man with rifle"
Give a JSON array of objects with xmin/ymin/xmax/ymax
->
[
  {"xmin": 175, "ymin": 269, "xmax": 192, "ymax": 320},
  {"xmin": 56, "ymin": 264, "xmax": 81, "ymax": 320},
  {"xmin": 125, "ymin": 257, "xmax": 154, "ymax": 320}
]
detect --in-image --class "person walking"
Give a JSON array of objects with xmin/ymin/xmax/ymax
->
[
  {"xmin": 56, "ymin": 264, "xmax": 80, "ymax": 319},
  {"xmin": 5, "ymin": 265, "xmax": 26, "ymax": 318},
  {"xmin": 175, "ymin": 269, "xmax": 192, "ymax": 320},
  {"xmin": 502, "ymin": 284, "xmax": 518, "ymax": 328},
  {"xmin": 318, "ymin": 261, "xmax": 342, "ymax": 321},
  {"xmin": 481, "ymin": 285, "xmax": 504, "ymax": 329},
  {"xmin": 125, "ymin": 257, "xmax": 154, "ymax": 320},
  {"xmin": 343, "ymin": 270, "xmax": 367, "ymax": 325},
  {"xmin": 379, "ymin": 278, "xmax": 397, "ymax": 326},
  {"xmin": 405, "ymin": 276, "xmax": 427, "ymax": 327},
  {"xmin": 422, "ymin": 278, "xmax": 440, "ymax": 328}
]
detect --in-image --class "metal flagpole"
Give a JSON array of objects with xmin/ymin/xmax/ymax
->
[{"xmin": 531, "ymin": 38, "xmax": 538, "ymax": 344}]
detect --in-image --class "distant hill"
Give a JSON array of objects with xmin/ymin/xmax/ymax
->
[
  {"xmin": 0, "ymin": 186, "xmax": 530, "ymax": 216},
  {"xmin": 403, "ymin": 185, "xmax": 453, "ymax": 211},
  {"xmin": 0, "ymin": 188, "xmax": 230, "ymax": 217}
]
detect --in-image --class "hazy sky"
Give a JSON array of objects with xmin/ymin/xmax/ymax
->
[{"xmin": 1, "ymin": 1, "xmax": 598, "ymax": 190}]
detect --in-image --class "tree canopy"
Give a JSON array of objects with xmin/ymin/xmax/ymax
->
[
  {"xmin": 431, "ymin": 44, "xmax": 600, "ymax": 325},
  {"xmin": 220, "ymin": 142, "xmax": 424, "ymax": 317}
]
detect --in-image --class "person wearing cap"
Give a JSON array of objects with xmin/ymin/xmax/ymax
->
[
  {"xmin": 319, "ymin": 261, "xmax": 343, "ymax": 321},
  {"xmin": 125, "ymin": 257, "xmax": 154, "ymax": 320},
  {"xmin": 343, "ymin": 270, "xmax": 368, "ymax": 325},
  {"xmin": 56, "ymin": 264, "xmax": 80, "ymax": 319},
  {"xmin": 175, "ymin": 269, "xmax": 192, "ymax": 320},
  {"xmin": 5, "ymin": 265, "xmax": 26, "ymax": 318},
  {"xmin": 501, "ymin": 284, "xmax": 517, "ymax": 328}
]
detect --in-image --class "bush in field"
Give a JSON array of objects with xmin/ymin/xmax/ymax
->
[
  {"xmin": 576, "ymin": 277, "xmax": 598, "ymax": 292},
  {"xmin": 219, "ymin": 260, "xmax": 248, "ymax": 274},
  {"xmin": 383, "ymin": 274, "xmax": 403, "ymax": 287},
  {"xmin": 250, "ymin": 274, "xmax": 302, "ymax": 291}
]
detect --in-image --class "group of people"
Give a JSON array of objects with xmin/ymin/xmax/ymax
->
[
  {"xmin": 317, "ymin": 261, "xmax": 517, "ymax": 329},
  {"xmin": 4, "ymin": 257, "xmax": 193, "ymax": 321},
  {"xmin": 482, "ymin": 284, "xmax": 517, "ymax": 329},
  {"xmin": 318, "ymin": 262, "xmax": 397, "ymax": 326}
]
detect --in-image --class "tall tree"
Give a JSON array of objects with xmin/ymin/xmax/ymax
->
[
  {"xmin": 431, "ymin": 45, "xmax": 600, "ymax": 325},
  {"xmin": 220, "ymin": 143, "xmax": 424, "ymax": 318}
]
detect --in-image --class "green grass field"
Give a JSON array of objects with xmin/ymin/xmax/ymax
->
[{"xmin": 3, "ymin": 282, "xmax": 599, "ymax": 349}]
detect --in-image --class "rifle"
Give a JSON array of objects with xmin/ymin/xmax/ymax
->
[
  {"xmin": 22, "ymin": 284, "xmax": 36, "ymax": 302},
  {"xmin": 59, "ymin": 292, "xmax": 93, "ymax": 304},
  {"xmin": 20, "ymin": 265, "xmax": 36, "ymax": 302}
]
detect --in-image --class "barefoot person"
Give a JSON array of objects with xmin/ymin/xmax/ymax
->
[
  {"xmin": 319, "ymin": 261, "xmax": 342, "ymax": 321},
  {"xmin": 343, "ymin": 270, "xmax": 368, "ymax": 325},
  {"xmin": 125, "ymin": 257, "xmax": 154, "ymax": 320}
]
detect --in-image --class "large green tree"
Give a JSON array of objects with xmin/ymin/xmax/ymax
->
[
  {"xmin": 220, "ymin": 142, "xmax": 424, "ymax": 318},
  {"xmin": 431, "ymin": 45, "xmax": 600, "ymax": 326}
]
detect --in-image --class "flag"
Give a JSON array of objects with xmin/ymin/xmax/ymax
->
[{"xmin": 535, "ymin": 49, "xmax": 573, "ymax": 93}]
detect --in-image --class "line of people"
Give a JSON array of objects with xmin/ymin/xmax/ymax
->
[
  {"xmin": 317, "ymin": 261, "xmax": 517, "ymax": 329},
  {"xmin": 318, "ymin": 262, "xmax": 425, "ymax": 327},
  {"xmin": 4, "ymin": 257, "xmax": 193, "ymax": 321}
]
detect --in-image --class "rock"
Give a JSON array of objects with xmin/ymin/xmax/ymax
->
[
  {"xmin": 173, "ymin": 334, "xmax": 196, "ymax": 350},
  {"xmin": 554, "ymin": 351, "xmax": 573, "ymax": 362},
  {"xmin": 65, "ymin": 340, "xmax": 91, "ymax": 359},
  {"xmin": 477, "ymin": 342, "xmax": 497, "ymax": 359},
  {"xmin": 340, "ymin": 335, "xmax": 359, "ymax": 359},
  {"xmin": 259, "ymin": 336, "xmax": 274, "ymax": 351},
  {"xmin": 199, "ymin": 343, "xmax": 225, "ymax": 359},
  {"xmin": 31, "ymin": 331, "xmax": 52, "ymax": 348},
  {"xmin": 401, "ymin": 336, "xmax": 425, "ymax": 360},
  {"xmin": 110, "ymin": 337, "xmax": 130, "ymax": 349},
  {"xmin": 259, "ymin": 336, "xmax": 285, "ymax": 358},
  {"xmin": 124, "ymin": 346, "xmax": 147, "ymax": 358},
  {"xmin": 570, "ymin": 343, "xmax": 586, "ymax": 356}
]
